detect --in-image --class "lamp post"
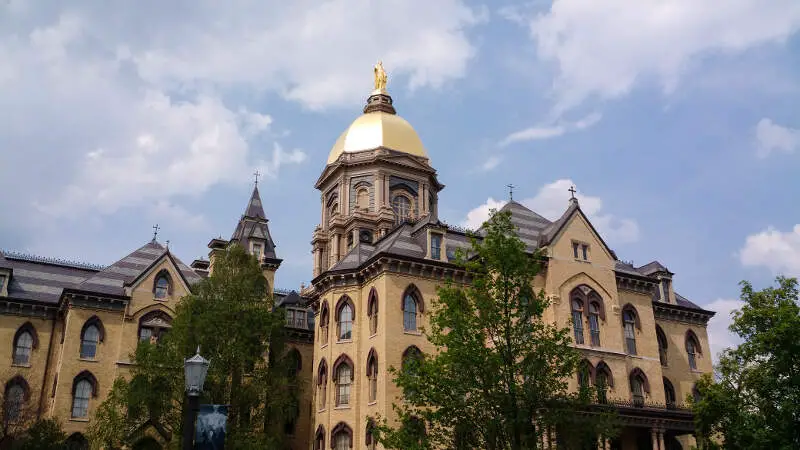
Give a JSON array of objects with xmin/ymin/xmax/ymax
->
[{"xmin": 183, "ymin": 347, "xmax": 210, "ymax": 450}]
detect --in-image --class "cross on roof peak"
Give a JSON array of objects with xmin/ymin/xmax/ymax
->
[
  {"xmin": 568, "ymin": 185, "xmax": 577, "ymax": 199},
  {"xmin": 253, "ymin": 169, "xmax": 261, "ymax": 187},
  {"xmin": 507, "ymin": 183, "xmax": 515, "ymax": 202},
  {"xmin": 152, "ymin": 224, "xmax": 160, "ymax": 241}
]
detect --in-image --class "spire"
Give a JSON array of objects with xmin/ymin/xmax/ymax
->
[
  {"xmin": 244, "ymin": 185, "xmax": 267, "ymax": 220},
  {"xmin": 230, "ymin": 184, "xmax": 279, "ymax": 263}
]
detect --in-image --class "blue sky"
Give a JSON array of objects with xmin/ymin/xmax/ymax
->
[{"xmin": 2, "ymin": 0, "xmax": 800, "ymax": 360}]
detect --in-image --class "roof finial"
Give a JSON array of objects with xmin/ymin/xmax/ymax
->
[
  {"xmin": 568, "ymin": 185, "xmax": 577, "ymax": 200},
  {"xmin": 165, "ymin": 239, "xmax": 170, "ymax": 249},
  {"xmin": 374, "ymin": 61, "xmax": 388, "ymax": 91},
  {"xmin": 152, "ymin": 224, "xmax": 160, "ymax": 242},
  {"xmin": 507, "ymin": 184, "xmax": 515, "ymax": 202},
  {"xmin": 253, "ymin": 169, "xmax": 261, "ymax": 187}
]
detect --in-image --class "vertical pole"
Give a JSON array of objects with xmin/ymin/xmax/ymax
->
[
  {"xmin": 651, "ymin": 428, "xmax": 658, "ymax": 450},
  {"xmin": 182, "ymin": 394, "xmax": 199, "ymax": 450},
  {"xmin": 658, "ymin": 430, "xmax": 665, "ymax": 450}
]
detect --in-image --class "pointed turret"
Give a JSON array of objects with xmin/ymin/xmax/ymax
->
[{"xmin": 230, "ymin": 185, "xmax": 280, "ymax": 266}]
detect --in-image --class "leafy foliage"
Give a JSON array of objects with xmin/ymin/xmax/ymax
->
[
  {"xmin": 89, "ymin": 245, "xmax": 301, "ymax": 449},
  {"xmin": 12, "ymin": 419, "xmax": 67, "ymax": 450},
  {"xmin": 375, "ymin": 210, "xmax": 617, "ymax": 450},
  {"xmin": 693, "ymin": 276, "xmax": 800, "ymax": 450}
]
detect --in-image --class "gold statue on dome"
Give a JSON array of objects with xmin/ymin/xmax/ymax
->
[{"xmin": 374, "ymin": 60, "xmax": 388, "ymax": 91}]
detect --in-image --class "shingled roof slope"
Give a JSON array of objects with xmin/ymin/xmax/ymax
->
[
  {"xmin": 77, "ymin": 241, "xmax": 202, "ymax": 296},
  {"xmin": 0, "ymin": 251, "xmax": 99, "ymax": 304}
]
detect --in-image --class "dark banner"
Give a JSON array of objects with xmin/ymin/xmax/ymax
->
[{"xmin": 195, "ymin": 404, "xmax": 228, "ymax": 450}]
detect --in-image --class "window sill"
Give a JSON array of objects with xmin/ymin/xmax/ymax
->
[
  {"xmin": 11, "ymin": 363, "xmax": 31, "ymax": 368},
  {"xmin": 78, "ymin": 358, "xmax": 99, "ymax": 363},
  {"xmin": 403, "ymin": 330, "xmax": 422, "ymax": 336},
  {"xmin": 336, "ymin": 339, "xmax": 353, "ymax": 344},
  {"xmin": 368, "ymin": 401, "xmax": 377, "ymax": 406},
  {"xmin": 573, "ymin": 258, "xmax": 591, "ymax": 263},
  {"xmin": 317, "ymin": 408, "xmax": 326, "ymax": 413},
  {"xmin": 153, "ymin": 297, "xmax": 170, "ymax": 302},
  {"xmin": 369, "ymin": 333, "xmax": 377, "ymax": 339},
  {"xmin": 69, "ymin": 418, "xmax": 90, "ymax": 423},
  {"xmin": 320, "ymin": 343, "xmax": 329, "ymax": 349},
  {"xmin": 334, "ymin": 405, "xmax": 351, "ymax": 410}
]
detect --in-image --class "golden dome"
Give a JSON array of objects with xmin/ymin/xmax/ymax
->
[{"xmin": 327, "ymin": 110, "xmax": 428, "ymax": 164}]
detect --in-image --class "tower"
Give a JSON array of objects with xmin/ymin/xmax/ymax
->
[
  {"xmin": 310, "ymin": 69, "xmax": 444, "ymax": 278},
  {"xmin": 207, "ymin": 183, "xmax": 282, "ymax": 295}
]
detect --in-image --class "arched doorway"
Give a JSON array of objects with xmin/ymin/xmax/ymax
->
[
  {"xmin": 132, "ymin": 436, "xmax": 163, "ymax": 450},
  {"xmin": 64, "ymin": 433, "xmax": 89, "ymax": 450}
]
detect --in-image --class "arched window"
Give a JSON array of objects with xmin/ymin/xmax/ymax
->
[
  {"xmin": 320, "ymin": 301, "xmax": 330, "ymax": 346},
  {"xmin": 336, "ymin": 297, "xmax": 354, "ymax": 341},
  {"xmin": 334, "ymin": 356, "xmax": 353, "ymax": 407},
  {"xmin": 595, "ymin": 362, "xmax": 613, "ymax": 404},
  {"xmin": 4, "ymin": 376, "xmax": 29, "ymax": 421},
  {"xmin": 392, "ymin": 195, "xmax": 411, "ymax": 224},
  {"xmin": 317, "ymin": 360, "xmax": 328, "ymax": 410},
  {"xmin": 577, "ymin": 360, "xmax": 593, "ymax": 390},
  {"xmin": 80, "ymin": 317, "xmax": 104, "ymax": 359},
  {"xmin": 571, "ymin": 299, "xmax": 584, "ymax": 344},
  {"xmin": 154, "ymin": 274, "xmax": 170, "ymax": 299},
  {"xmin": 72, "ymin": 372, "xmax": 97, "ymax": 418},
  {"xmin": 13, "ymin": 323, "xmax": 37, "ymax": 365},
  {"xmin": 656, "ymin": 325, "xmax": 668, "ymax": 366},
  {"xmin": 314, "ymin": 425, "xmax": 325, "ymax": 450},
  {"xmin": 367, "ymin": 349, "xmax": 378, "ymax": 403},
  {"xmin": 629, "ymin": 368, "xmax": 649, "ymax": 407},
  {"xmin": 286, "ymin": 348, "xmax": 302, "ymax": 379},
  {"xmin": 366, "ymin": 419, "xmax": 378, "ymax": 450},
  {"xmin": 138, "ymin": 310, "xmax": 172, "ymax": 345},
  {"xmin": 622, "ymin": 306, "xmax": 638, "ymax": 355},
  {"xmin": 367, "ymin": 288, "xmax": 378, "ymax": 335},
  {"xmin": 686, "ymin": 330, "xmax": 701, "ymax": 370},
  {"xmin": 356, "ymin": 188, "xmax": 370, "ymax": 211},
  {"xmin": 402, "ymin": 346, "xmax": 423, "ymax": 400},
  {"xmin": 663, "ymin": 377, "xmax": 676, "ymax": 409},
  {"xmin": 403, "ymin": 288, "xmax": 422, "ymax": 332},
  {"xmin": 331, "ymin": 422, "xmax": 353, "ymax": 450},
  {"xmin": 588, "ymin": 302, "xmax": 601, "ymax": 346}
]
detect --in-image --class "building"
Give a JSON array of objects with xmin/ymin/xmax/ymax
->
[
  {"xmin": 1, "ymin": 65, "xmax": 716, "ymax": 450},
  {"xmin": 306, "ymin": 71, "xmax": 715, "ymax": 450},
  {"xmin": 0, "ymin": 186, "xmax": 315, "ymax": 450}
]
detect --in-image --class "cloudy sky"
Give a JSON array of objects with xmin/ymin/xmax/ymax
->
[{"xmin": 2, "ymin": 0, "xmax": 799, "ymax": 360}]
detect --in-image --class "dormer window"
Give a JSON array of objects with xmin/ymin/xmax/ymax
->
[
  {"xmin": 430, "ymin": 234, "xmax": 442, "ymax": 260},
  {"xmin": 0, "ymin": 275, "xmax": 6, "ymax": 293},
  {"xmin": 661, "ymin": 278, "xmax": 671, "ymax": 303},
  {"xmin": 392, "ymin": 195, "xmax": 411, "ymax": 224},
  {"xmin": 252, "ymin": 243, "xmax": 263, "ymax": 261},
  {"xmin": 286, "ymin": 308, "xmax": 307, "ymax": 329}
]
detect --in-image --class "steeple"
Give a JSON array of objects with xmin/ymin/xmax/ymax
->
[{"xmin": 230, "ymin": 184, "xmax": 280, "ymax": 266}]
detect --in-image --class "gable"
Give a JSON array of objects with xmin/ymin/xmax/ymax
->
[
  {"xmin": 127, "ymin": 255, "xmax": 191, "ymax": 299},
  {"xmin": 548, "ymin": 210, "xmax": 615, "ymax": 264}
]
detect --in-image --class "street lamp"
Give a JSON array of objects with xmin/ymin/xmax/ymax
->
[{"xmin": 182, "ymin": 347, "xmax": 210, "ymax": 450}]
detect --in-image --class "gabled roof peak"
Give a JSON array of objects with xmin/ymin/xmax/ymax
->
[{"xmin": 244, "ymin": 185, "xmax": 267, "ymax": 220}]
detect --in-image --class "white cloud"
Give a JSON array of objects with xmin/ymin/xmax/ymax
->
[
  {"xmin": 461, "ymin": 179, "xmax": 640, "ymax": 244},
  {"xmin": 480, "ymin": 155, "xmax": 503, "ymax": 172},
  {"xmin": 705, "ymin": 298, "xmax": 745, "ymax": 362},
  {"xmin": 522, "ymin": 0, "xmax": 800, "ymax": 113},
  {"xmin": 739, "ymin": 225, "xmax": 800, "ymax": 276},
  {"xmin": 0, "ymin": 1, "xmax": 482, "ymax": 230},
  {"xmin": 500, "ymin": 112, "xmax": 602, "ymax": 146},
  {"xmin": 755, "ymin": 118, "xmax": 800, "ymax": 158}
]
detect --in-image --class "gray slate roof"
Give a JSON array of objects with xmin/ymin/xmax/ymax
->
[
  {"xmin": 0, "ymin": 251, "xmax": 99, "ymax": 304},
  {"xmin": 230, "ymin": 186, "xmax": 278, "ymax": 260},
  {"xmin": 77, "ymin": 240, "xmax": 202, "ymax": 297}
]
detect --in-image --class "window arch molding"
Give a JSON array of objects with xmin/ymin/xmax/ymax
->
[
  {"xmin": 620, "ymin": 304, "xmax": 641, "ymax": 329},
  {"xmin": 317, "ymin": 359, "xmax": 328, "ymax": 385},
  {"xmin": 656, "ymin": 325, "xmax": 669, "ymax": 365},
  {"xmin": 332, "ymin": 354, "xmax": 354, "ymax": 381},
  {"xmin": 13, "ymin": 322, "xmax": 39, "ymax": 352},
  {"xmin": 577, "ymin": 359, "xmax": 595, "ymax": 388},
  {"xmin": 367, "ymin": 288, "xmax": 379, "ymax": 334},
  {"xmin": 286, "ymin": 348, "xmax": 302, "ymax": 374},
  {"xmin": 401, "ymin": 284, "xmax": 425, "ymax": 313},
  {"xmin": 331, "ymin": 421, "xmax": 353, "ymax": 449},
  {"xmin": 629, "ymin": 368, "xmax": 650, "ymax": 393},
  {"xmin": 663, "ymin": 377, "xmax": 677, "ymax": 407},
  {"xmin": 152, "ymin": 269, "xmax": 173, "ymax": 298},
  {"xmin": 685, "ymin": 329, "xmax": 702, "ymax": 354},
  {"xmin": 595, "ymin": 361, "xmax": 614, "ymax": 387},
  {"xmin": 366, "ymin": 348, "xmax": 378, "ymax": 376},
  {"xmin": 568, "ymin": 285, "xmax": 607, "ymax": 321},
  {"xmin": 402, "ymin": 346, "xmax": 424, "ymax": 367},
  {"xmin": 365, "ymin": 418, "xmax": 377, "ymax": 447},
  {"xmin": 314, "ymin": 425, "xmax": 326, "ymax": 450},
  {"xmin": 334, "ymin": 295, "xmax": 355, "ymax": 322},
  {"xmin": 80, "ymin": 316, "xmax": 106, "ymax": 343},
  {"xmin": 72, "ymin": 371, "xmax": 99, "ymax": 398},
  {"xmin": 5, "ymin": 375, "xmax": 31, "ymax": 401},
  {"xmin": 320, "ymin": 301, "xmax": 330, "ymax": 326}
]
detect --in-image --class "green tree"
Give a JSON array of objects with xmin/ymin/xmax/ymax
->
[
  {"xmin": 375, "ymin": 210, "xmax": 617, "ymax": 450},
  {"xmin": 89, "ymin": 244, "xmax": 301, "ymax": 449},
  {"xmin": 693, "ymin": 276, "xmax": 800, "ymax": 450},
  {"xmin": 13, "ymin": 419, "xmax": 67, "ymax": 450}
]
